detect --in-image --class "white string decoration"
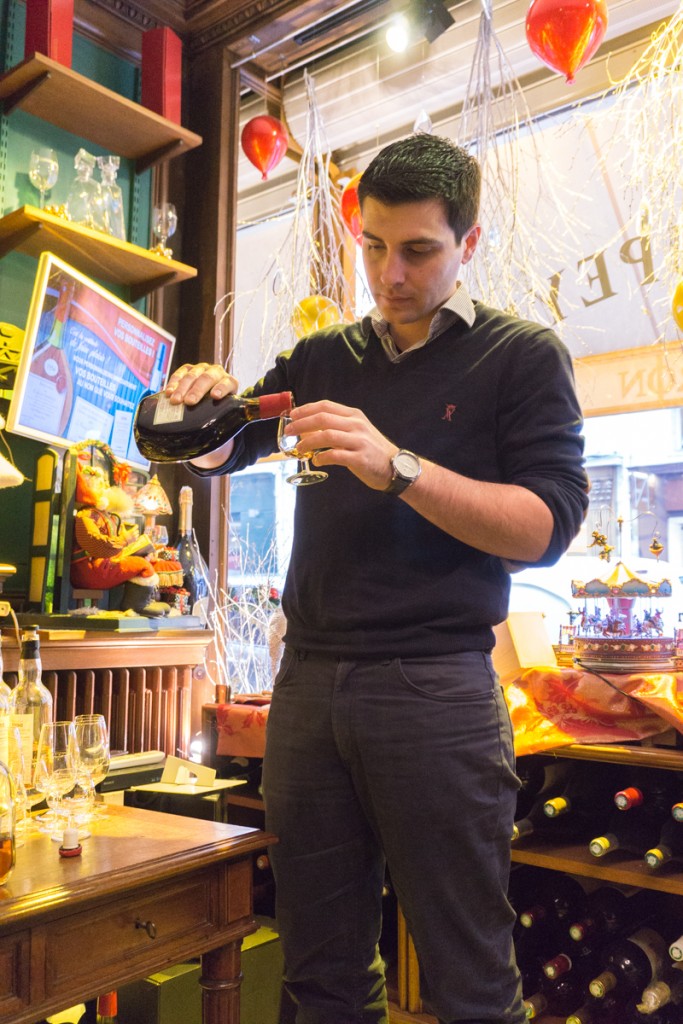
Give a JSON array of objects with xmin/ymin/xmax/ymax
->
[{"xmin": 456, "ymin": 0, "xmax": 586, "ymax": 331}]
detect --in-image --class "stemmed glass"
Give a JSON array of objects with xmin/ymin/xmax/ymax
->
[
  {"xmin": 277, "ymin": 414, "xmax": 328, "ymax": 486},
  {"xmin": 33, "ymin": 721, "xmax": 77, "ymax": 838},
  {"xmin": 73, "ymin": 714, "xmax": 111, "ymax": 820},
  {"xmin": 152, "ymin": 202, "xmax": 178, "ymax": 257},
  {"xmin": 28, "ymin": 146, "xmax": 59, "ymax": 209}
]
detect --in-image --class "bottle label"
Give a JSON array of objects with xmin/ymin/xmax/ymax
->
[
  {"xmin": 153, "ymin": 394, "xmax": 186, "ymax": 425},
  {"xmin": 10, "ymin": 715, "xmax": 34, "ymax": 773}
]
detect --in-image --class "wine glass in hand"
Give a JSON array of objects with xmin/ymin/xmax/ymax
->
[
  {"xmin": 74, "ymin": 714, "xmax": 110, "ymax": 819},
  {"xmin": 277, "ymin": 414, "xmax": 328, "ymax": 486},
  {"xmin": 28, "ymin": 147, "xmax": 59, "ymax": 209}
]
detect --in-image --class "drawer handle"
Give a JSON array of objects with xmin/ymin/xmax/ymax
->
[{"xmin": 135, "ymin": 918, "xmax": 157, "ymax": 939}]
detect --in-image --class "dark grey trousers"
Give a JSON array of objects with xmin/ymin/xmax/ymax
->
[{"xmin": 262, "ymin": 648, "xmax": 526, "ymax": 1024}]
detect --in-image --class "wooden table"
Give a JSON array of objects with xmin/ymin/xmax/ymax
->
[{"xmin": 0, "ymin": 804, "xmax": 275, "ymax": 1024}]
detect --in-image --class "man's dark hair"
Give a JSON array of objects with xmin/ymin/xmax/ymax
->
[{"xmin": 357, "ymin": 134, "xmax": 481, "ymax": 243}]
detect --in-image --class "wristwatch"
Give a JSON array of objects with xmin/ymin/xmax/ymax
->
[{"xmin": 384, "ymin": 449, "xmax": 422, "ymax": 495}]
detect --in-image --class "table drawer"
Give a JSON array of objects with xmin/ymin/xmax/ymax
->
[
  {"xmin": 44, "ymin": 872, "xmax": 218, "ymax": 999},
  {"xmin": 0, "ymin": 928, "xmax": 30, "ymax": 1017}
]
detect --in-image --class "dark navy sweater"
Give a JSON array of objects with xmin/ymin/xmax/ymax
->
[{"xmin": 192, "ymin": 302, "xmax": 588, "ymax": 657}]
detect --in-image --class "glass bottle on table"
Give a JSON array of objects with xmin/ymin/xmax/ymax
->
[
  {"xmin": 175, "ymin": 486, "xmax": 209, "ymax": 619},
  {"xmin": 0, "ymin": 758, "xmax": 15, "ymax": 885},
  {"xmin": 9, "ymin": 627, "xmax": 53, "ymax": 814}
]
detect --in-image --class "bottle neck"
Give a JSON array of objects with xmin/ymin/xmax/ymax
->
[{"xmin": 179, "ymin": 488, "xmax": 193, "ymax": 536}]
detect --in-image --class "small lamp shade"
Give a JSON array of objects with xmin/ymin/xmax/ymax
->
[{"xmin": 134, "ymin": 474, "xmax": 172, "ymax": 535}]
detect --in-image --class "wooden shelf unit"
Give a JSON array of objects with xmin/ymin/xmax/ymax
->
[
  {"xmin": 0, "ymin": 205, "xmax": 197, "ymax": 298},
  {"xmin": 512, "ymin": 743, "xmax": 683, "ymax": 894},
  {"xmin": 0, "ymin": 53, "xmax": 202, "ymax": 173}
]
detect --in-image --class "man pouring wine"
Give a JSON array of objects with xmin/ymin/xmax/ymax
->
[{"xmin": 161, "ymin": 133, "xmax": 589, "ymax": 1024}]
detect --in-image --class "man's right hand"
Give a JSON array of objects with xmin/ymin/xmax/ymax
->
[
  {"xmin": 165, "ymin": 362, "xmax": 239, "ymax": 406},
  {"xmin": 164, "ymin": 363, "xmax": 239, "ymax": 469}
]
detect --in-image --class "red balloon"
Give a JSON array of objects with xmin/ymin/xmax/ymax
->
[
  {"xmin": 525, "ymin": 0, "xmax": 608, "ymax": 85},
  {"xmin": 241, "ymin": 115, "xmax": 289, "ymax": 180},
  {"xmin": 340, "ymin": 173, "xmax": 363, "ymax": 244}
]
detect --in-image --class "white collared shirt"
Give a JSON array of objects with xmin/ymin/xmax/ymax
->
[{"xmin": 362, "ymin": 282, "xmax": 476, "ymax": 363}]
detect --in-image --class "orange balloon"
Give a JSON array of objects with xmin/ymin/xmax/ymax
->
[
  {"xmin": 241, "ymin": 115, "xmax": 289, "ymax": 180},
  {"xmin": 340, "ymin": 173, "xmax": 363, "ymax": 244},
  {"xmin": 292, "ymin": 296, "xmax": 341, "ymax": 338},
  {"xmin": 525, "ymin": 0, "xmax": 608, "ymax": 85},
  {"xmin": 673, "ymin": 280, "xmax": 683, "ymax": 331}
]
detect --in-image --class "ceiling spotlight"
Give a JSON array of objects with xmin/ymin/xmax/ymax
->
[
  {"xmin": 385, "ymin": 0, "xmax": 455, "ymax": 51},
  {"xmin": 386, "ymin": 15, "xmax": 411, "ymax": 53}
]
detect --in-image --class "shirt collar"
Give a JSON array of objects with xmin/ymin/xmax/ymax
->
[{"xmin": 361, "ymin": 282, "xmax": 476, "ymax": 362}]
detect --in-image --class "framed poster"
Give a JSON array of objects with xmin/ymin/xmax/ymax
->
[{"xmin": 7, "ymin": 251, "xmax": 175, "ymax": 469}]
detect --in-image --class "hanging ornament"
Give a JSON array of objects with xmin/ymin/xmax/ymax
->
[
  {"xmin": 340, "ymin": 173, "xmax": 363, "ymax": 244},
  {"xmin": 292, "ymin": 296, "xmax": 342, "ymax": 338},
  {"xmin": 241, "ymin": 115, "xmax": 289, "ymax": 180},
  {"xmin": 672, "ymin": 279, "xmax": 683, "ymax": 330},
  {"xmin": 413, "ymin": 109, "xmax": 433, "ymax": 134},
  {"xmin": 525, "ymin": 0, "xmax": 609, "ymax": 85},
  {"xmin": 649, "ymin": 535, "xmax": 664, "ymax": 559}
]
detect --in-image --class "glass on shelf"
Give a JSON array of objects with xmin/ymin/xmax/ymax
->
[
  {"xmin": 151, "ymin": 202, "xmax": 177, "ymax": 258},
  {"xmin": 65, "ymin": 148, "xmax": 108, "ymax": 233},
  {"xmin": 28, "ymin": 146, "xmax": 59, "ymax": 209},
  {"xmin": 97, "ymin": 155, "xmax": 126, "ymax": 241}
]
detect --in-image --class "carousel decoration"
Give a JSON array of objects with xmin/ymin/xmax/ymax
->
[{"xmin": 560, "ymin": 543, "xmax": 675, "ymax": 673}]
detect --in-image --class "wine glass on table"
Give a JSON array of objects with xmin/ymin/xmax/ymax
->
[
  {"xmin": 28, "ymin": 146, "xmax": 59, "ymax": 209},
  {"xmin": 73, "ymin": 714, "xmax": 111, "ymax": 820},
  {"xmin": 33, "ymin": 721, "xmax": 77, "ymax": 838},
  {"xmin": 277, "ymin": 413, "xmax": 328, "ymax": 487}
]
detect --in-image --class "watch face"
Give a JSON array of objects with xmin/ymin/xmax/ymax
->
[{"xmin": 394, "ymin": 450, "xmax": 420, "ymax": 479}]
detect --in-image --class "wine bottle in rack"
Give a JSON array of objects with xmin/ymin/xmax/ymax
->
[
  {"xmin": 614, "ymin": 768, "xmax": 679, "ymax": 813},
  {"xmin": 589, "ymin": 804, "xmax": 669, "ymax": 858},
  {"xmin": 174, "ymin": 486, "xmax": 209, "ymax": 620},
  {"xmin": 588, "ymin": 926, "xmax": 673, "ymax": 1000},
  {"xmin": 512, "ymin": 761, "xmax": 574, "ymax": 841},
  {"xmin": 523, "ymin": 968, "xmax": 587, "ymax": 1019},
  {"xmin": 568, "ymin": 885, "xmax": 659, "ymax": 945},
  {"xmin": 519, "ymin": 873, "xmax": 595, "ymax": 934},
  {"xmin": 623, "ymin": 996, "xmax": 683, "ymax": 1023},
  {"xmin": 514, "ymin": 756, "xmax": 559, "ymax": 820},
  {"xmin": 566, "ymin": 991, "xmax": 629, "ymax": 1024},
  {"xmin": 644, "ymin": 817, "xmax": 683, "ymax": 869},
  {"xmin": 638, "ymin": 972, "xmax": 683, "ymax": 1014},
  {"xmin": 543, "ymin": 761, "xmax": 627, "ymax": 834}
]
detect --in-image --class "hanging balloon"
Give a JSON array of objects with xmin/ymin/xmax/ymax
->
[
  {"xmin": 292, "ymin": 296, "xmax": 342, "ymax": 338},
  {"xmin": 525, "ymin": 0, "xmax": 608, "ymax": 85},
  {"xmin": 672, "ymin": 279, "xmax": 683, "ymax": 331},
  {"xmin": 241, "ymin": 115, "xmax": 289, "ymax": 180},
  {"xmin": 340, "ymin": 173, "xmax": 363, "ymax": 244}
]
